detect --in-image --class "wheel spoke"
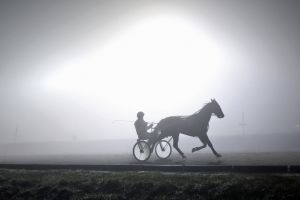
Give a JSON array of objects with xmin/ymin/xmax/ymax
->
[
  {"xmin": 155, "ymin": 140, "xmax": 172, "ymax": 159},
  {"xmin": 133, "ymin": 141, "xmax": 150, "ymax": 162}
]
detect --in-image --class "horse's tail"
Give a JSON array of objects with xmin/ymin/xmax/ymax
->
[
  {"xmin": 152, "ymin": 122, "xmax": 161, "ymax": 139},
  {"xmin": 153, "ymin": 124, "xmax": 159, "ymax": 135}
]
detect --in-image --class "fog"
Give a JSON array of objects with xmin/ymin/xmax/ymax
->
[{"xmin": 0, "ymin": 0, "xmax": 300, "ymax": 149}]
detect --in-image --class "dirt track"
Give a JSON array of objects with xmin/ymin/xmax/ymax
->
[{"xmin": 1, "ymin": 152, "xmax": 300, "ymax": 166}]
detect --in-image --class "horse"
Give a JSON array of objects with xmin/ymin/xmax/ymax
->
[{"xmin": 151, "ymin": 99, "xmax": 224, "ymax": 159}]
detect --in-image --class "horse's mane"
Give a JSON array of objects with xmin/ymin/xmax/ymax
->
[{"xmin": 185, "ymin": 102, "xmax": 212, "ymax": 119}]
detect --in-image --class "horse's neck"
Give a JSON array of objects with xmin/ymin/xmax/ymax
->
[{"xmin": 195, "ymin": 105, "xmax": 212, "ymax": 127}]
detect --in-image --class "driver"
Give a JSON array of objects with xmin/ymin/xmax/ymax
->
[{"xmin": 134, "ymin": 111, "xmax": 155, "ymax": 143}]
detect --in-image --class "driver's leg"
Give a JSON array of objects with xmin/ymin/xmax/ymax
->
[{"xmin": 145, "ymin": 132, "xmax": 153, "ymax": 144}]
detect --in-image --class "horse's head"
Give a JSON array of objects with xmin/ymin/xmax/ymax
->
[{"xmin": 210, "ymin": 99, "xmax": 224, "ymax": 118}]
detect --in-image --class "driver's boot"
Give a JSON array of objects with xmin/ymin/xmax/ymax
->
[{"xmin": 150, "ymin": 143, "xmax": 155, "ymax": 153}]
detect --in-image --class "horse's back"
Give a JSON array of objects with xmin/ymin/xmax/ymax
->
[
  {"xmin": 156, "ymin": 115, "xmax": 201, "ymax": 137},
  {"xmin": 156, "ymin": 116, "xmax": 186, "ymax": 133}
]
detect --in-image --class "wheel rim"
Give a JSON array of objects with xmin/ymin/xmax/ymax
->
[
  {"xmin": 133, "ymin": 141, "xmax": 150, "ymax": 161},
  {"xmin": 155, "ymin": 140, "xmax": 172, "ymax": 159}
]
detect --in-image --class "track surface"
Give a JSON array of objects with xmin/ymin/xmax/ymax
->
[
  {"xmin": 1, "ymin": 152, "xmax": 300, "ymax": 165},
  {"xmin": 1, "ymin": 152, "xmax": 300, "ymax": 173},
  {"xmin": 0, "ymin": 164, "xmax": 300, "ymax": 173}
]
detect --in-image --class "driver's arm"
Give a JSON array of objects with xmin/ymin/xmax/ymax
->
[{"xmin": 147, "ymin": 123, "xmax": 153, "ymax": 129}]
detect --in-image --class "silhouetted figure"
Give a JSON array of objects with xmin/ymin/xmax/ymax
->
[
  {"xmin": 134, "ymin": 111, "xmax": 155, "ymax": 144},
  {"xmin": 152, "ymin": 99, "xmax": 224, "ymax": 159}
]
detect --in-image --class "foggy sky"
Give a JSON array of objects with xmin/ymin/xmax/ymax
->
[{"xmin": 0, "ymin": 0, "xmax": 300, "ymax": 143}]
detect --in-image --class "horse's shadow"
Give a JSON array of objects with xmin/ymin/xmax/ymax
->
[
  {"xmin": 129, "ymin": 158, "xmax": 179, "ymax": 165},
  {"xmin": 153, "ymin": 158, "xmax": 173, "ymax": 163},
  {"xmin": 129, "ymin": 159, "xmax": 173, "ymax": 165},
  {"xmin": 207, "ymin": 159, "xmax": 223, "ymax": 165},
  {"xmin": 129, "ymin": 154, "xmax": 224, "ymax": 165}
]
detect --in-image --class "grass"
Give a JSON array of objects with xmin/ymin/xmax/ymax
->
[{"xmin": 0, "ymin": 169, "xmax": 300, "ymax": 199}]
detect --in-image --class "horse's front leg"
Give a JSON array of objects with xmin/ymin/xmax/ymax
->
[
  {"xmin": 204, "ymin": 135, "xmax": 221, "ymax": 157},
  {"xmin": 192, "ymin": 137, "xmax": 207, "ymax": 153}
]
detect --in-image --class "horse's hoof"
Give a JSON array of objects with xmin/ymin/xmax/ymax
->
[
  {"xmin": 182, "ymin": 155, "xmax": 187, "ymax": 159},
  {"xmin": 192, "ymin": 148, "xmax": 196, "ymax": 153},
  {"xmin": 216, "ymin": 154, "xmax": 222, "ymax": 158}
]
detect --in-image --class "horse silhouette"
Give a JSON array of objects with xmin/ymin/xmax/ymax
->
[{"xmin": 152, "ymin": 99, "xmax": 224, "ymax": 158}]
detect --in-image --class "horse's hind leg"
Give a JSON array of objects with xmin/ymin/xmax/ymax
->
[
  {"xmin": 192, "ymin": 137, "xmax": 207, "ymax": 153},
  {"xmin": 173, "ymin": 134, "xmax": 186, "ymax": 159}
]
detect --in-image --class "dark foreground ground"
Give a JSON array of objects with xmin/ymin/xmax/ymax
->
[{"xmin": 0, "ymin": 169, "xmax": 300, "ymax": 200}]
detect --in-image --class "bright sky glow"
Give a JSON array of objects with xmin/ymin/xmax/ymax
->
[{"xmin": 43, "ymin": 13, "xmax": 233, "ymax": 116}]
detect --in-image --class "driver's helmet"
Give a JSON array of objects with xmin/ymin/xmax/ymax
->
[{"xmin": 137, "ymin": 111, "xmax": 144, "ymax": 119}]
